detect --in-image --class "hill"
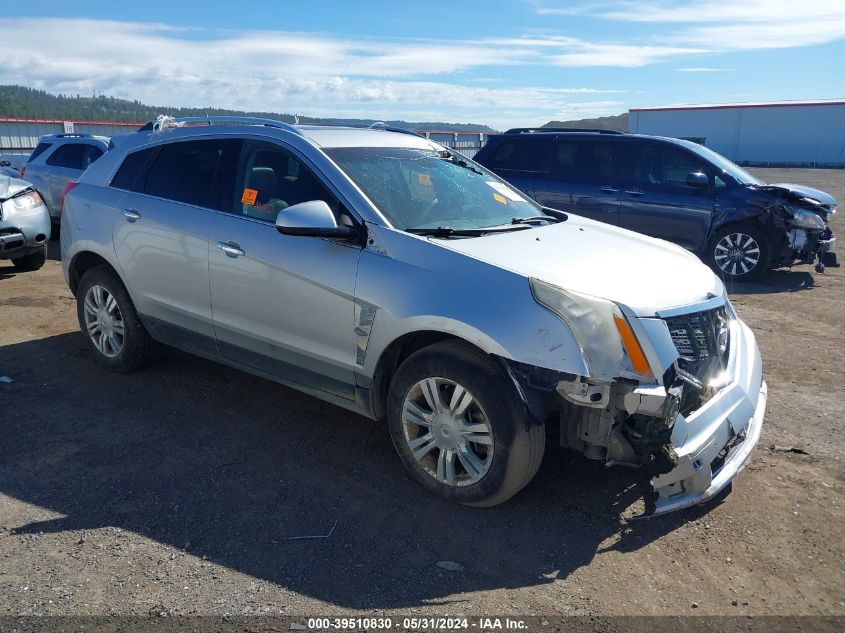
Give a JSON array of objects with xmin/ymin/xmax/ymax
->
[
  {"xmin": 541, "ymin": 113, "xmax": 628, "ymax": 132},
  {"xmin": 0, "ymin": 85, "xmax": 495, "ymax": 132}
]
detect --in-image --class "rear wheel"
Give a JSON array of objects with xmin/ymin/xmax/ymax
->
[
  {"xmin": 76, "ymin": 266, "xmax": 155, "ymax": 372},
  {"xmin": 387, "ymin": 341, "xmax": 545, "ymax": 507},
  {"xmin": 11, "ymin": 245, "xmax": 46, "ymax": 272},
  {"xmin": 707, "ymin": 223, "xmax": 770, "ymax": 281}
]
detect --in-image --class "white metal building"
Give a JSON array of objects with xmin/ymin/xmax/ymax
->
[{"xmin": 628, "ymin": 100, "xmax": 845, "ymax": 167}]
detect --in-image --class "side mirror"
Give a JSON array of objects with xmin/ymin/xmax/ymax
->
[
  {"xmin": 275, "ymin": 200, "xmax": 358, "ymax": 239},
  {"xmin": 686, "ymin": 171, "xmax": 709, "ymax": 188}
]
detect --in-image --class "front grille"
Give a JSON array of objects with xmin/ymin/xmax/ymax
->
[{"xmin": 664, "ymin": 306, "xmax": 729, "ymax": 384}]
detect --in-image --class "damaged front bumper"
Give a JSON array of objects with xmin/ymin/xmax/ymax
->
[
  {"xmin": 649, "ymin": 319, "xmax": 766, "ymax": 515},
  {"xmin": 785, "ymin": 226, "xmax": 836, "ymax": 266}
]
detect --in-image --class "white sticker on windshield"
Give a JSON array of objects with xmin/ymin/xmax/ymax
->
[{"xmin": 486, "ymin": 181, "xmax": 525, "ymax": 202}]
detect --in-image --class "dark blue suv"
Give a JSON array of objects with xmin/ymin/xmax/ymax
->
[{"xmin": 474, "ymin": 128, "xmax": 837, "ymax": 280}]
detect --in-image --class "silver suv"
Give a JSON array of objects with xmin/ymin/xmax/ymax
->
[
  {"xmin": 61, "ymin": 117, "xmax": 767, "ymax": 515},
  {"xmin": 22, "ymin": 133, "xmax": 110, "ymax": 223}
]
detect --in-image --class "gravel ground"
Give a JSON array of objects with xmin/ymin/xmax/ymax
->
[{"xmin": 0, "ymin": 168, "xmax": 843, "ymax": 618}]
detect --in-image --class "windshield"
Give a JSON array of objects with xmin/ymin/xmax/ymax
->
[
  {"xmin": 326, "ymin": 147, "xmax": 544, "ymax": 230},
  {"xmin": 678, "ymin": 140, "xmax": 765, "ymax": 186}
]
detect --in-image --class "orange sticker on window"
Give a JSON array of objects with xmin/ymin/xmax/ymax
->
[
  {"xmin": 241, "ymin": 188, "xmax": 258, "ymax": 205},
  {"xmin": 493, "ymin": 193, "xmax": 508, "ymax": 204},
  {"xmin": 418, "ymin": 173, "xmax": 432, "ymax": 186}
]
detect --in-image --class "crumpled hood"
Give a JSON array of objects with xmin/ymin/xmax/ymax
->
[
  {"xmin": 0, "ymin": 175, "xmax": 33, "ymax": 201},
  {"xmin": 437, "ymin": 214, "xmax": 723, "ymax": 317},
  {"xmin": 761, "ymin": 183, "xmax": 838, "ymax": 208}
]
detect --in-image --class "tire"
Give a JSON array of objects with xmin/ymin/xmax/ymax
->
[
  {"xmin": 387, "ymin": 340, "xmax": 545, "ymax": 507},
  {"xmin": 11, "ymin": 245, "xmax": 46, "ymax": 272},
  {"xmin": 707, "ymin": 223, "xmax": 771, "ymax": 281},
  {"xmin": 76, "ymin": 265, "xmax": 155, "ymax": 372}
]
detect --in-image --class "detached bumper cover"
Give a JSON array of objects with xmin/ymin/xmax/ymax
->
[{"xmin": 650, "ymin": 320, "xmax": 767, "ymax": 515}]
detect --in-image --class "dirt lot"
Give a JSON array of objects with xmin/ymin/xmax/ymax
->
[{"xmin": 1, "ymin": 168, "xmax": 843, "ymax": 619}]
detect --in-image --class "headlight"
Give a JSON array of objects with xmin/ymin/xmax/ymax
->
[
  {"xmin": 9, "ymin": 191, "xmax": 44, "ymax": 212},
  {"xmin": 530, "ymin": 278, "xmax": 652, "ymax": 380},
  {"xmin": 787, "ymin": 207, "xmax": 826, "ymax": 230}
]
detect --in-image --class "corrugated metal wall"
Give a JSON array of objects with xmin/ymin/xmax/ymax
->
[
  {"xmin": 0, "ymin": 120, "xmax": 142, "ymax": 152},
  {"xmin": 629, "ymin": 103, "xmax": 845, "ymax": 167}
]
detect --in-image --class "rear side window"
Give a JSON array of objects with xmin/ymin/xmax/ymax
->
[
  {"xmin": 552, "ymin": 140, "xmax": 629, "ymax": 183},
  {"xmin": 143, "ymin": 139, "xmax": 238, "ymax": 209},
  {"xmin": 110, "ymin": 148, "xmax": 156, "ymax": 192},
  {"xmin": 485, "ymin": 138, "xmax": 551, "ymax": 173},
  {"xmin": 28, "ymin": 142, "xmax": 53, "ymax": 163},
  {"xmin": 46, "ymin": 143, "xmax": 85, "ymax": 169}
]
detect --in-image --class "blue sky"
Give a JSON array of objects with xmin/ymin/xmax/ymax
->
[{"xmin": 2, "ymin": 0, "xmax": 844, "ymax": 129}]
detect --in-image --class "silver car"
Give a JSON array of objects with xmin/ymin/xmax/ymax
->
[
  {"xmin": 1, "ymin": 175, "xmax": 51, "ymax": 271},
  {"xmin": 22, "ymin": 133, "xmax": 109, "ymax": 223},
  {"xmin": 61, "ymin": 117, "xmax": 767, "ymax": 515}
]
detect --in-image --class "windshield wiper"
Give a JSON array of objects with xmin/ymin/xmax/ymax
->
[
  {"xmin": 406, "ymin": 225, "xmax": 531, "ymax": 237},
  {"xmin": 511, "ymin": 215, "xmax": 562, "ymax": 226}
]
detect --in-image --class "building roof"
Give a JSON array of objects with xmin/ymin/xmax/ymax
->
[{"xmin": 630, "ymin": 99, "xmax": 845, "ymax": 113}]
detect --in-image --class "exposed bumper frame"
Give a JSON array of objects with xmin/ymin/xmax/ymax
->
[
  {"xmin": 651, "ymin": 380, "xmax": 766, "ymax": 515},
  {"xmin": 649, "ymin": 320, "xmax": 767, "ymax": 516}
]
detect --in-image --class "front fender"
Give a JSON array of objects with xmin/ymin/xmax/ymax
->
[{"xmin": 355, "ymin": 225, "xmax": 590, "ymax": 383}]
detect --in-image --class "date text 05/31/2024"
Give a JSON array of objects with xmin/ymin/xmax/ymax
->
[{"xmin": 306, "ymin": 617, "xmax": 528, "ymax": 630}]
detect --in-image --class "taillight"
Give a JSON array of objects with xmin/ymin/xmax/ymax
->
[
  {"xmin": 20, "ymin": 166, "xmax": 25, "ymax": 178},
  {"xmin": 61, "ymin": 181, "xmax": 79, "ymax": 212}
]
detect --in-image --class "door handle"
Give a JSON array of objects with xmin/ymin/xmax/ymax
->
[
  {"xmin": 600, "ymin": 186, "xmax": 620, "ymax": 194},
  {"xmin": 624, "ymin": 189, "xmax": 645, "ymax": 196},
  {"xmin": 216, "ymin": 241, "xmax": 245, "ymax": 257},
  {"xmin": 122, "ymin": 208, "xmax": 141, "ymax": 222}
]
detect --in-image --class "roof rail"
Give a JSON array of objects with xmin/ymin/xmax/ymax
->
[
  {"xmin": 137, "ymin": 116, "xmax": 304, "ymax": 136},
  {"xmin": 365, "ymin": 121, "xmax": 425, "ymax": 138},
  {"xmin": 51, "ymin": 132, "xmax": 94, "ymax": 139},
  {"xmin": 504, "ymin": 127, "xmax": 624, "ymax": 135}
]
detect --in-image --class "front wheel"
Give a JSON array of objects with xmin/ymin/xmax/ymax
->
[
  {"xmin": 387, "ymin": 341, "xmax": 545, "ymax": 507},
  {"xmin": 11, "ymin": 245, "xmax": 46, "ymax": 272},
  {"xmin": 707, "ymin": 223, "xmax": 771, "ymax": 281}
]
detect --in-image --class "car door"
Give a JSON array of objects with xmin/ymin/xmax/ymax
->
[
  {"xmin": 208, "ymin": 139, "xmax": 361, "ymax": 401},
  {"xmin": 532, "ymin": 138, "xmax": 626, "ymax": 225},
  {"xmin": 112, "ymin": 137, "xmax": 239, "ymax": 356},
  {"xmin": 480, "ymin": 136, "xmax": 552, "ymax": 199},
  {"xmin": 619, "ymin": 142, "xmax": 715, "ymax": 251}
]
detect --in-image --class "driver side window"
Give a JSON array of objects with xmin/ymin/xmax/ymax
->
[{"xmin": 234, "ymin": 142, "xmax": 339, "ymax": 223}]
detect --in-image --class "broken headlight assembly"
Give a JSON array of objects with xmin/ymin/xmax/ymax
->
[
  {"xmin": 530, "ymin": 278, "xmax": 653, "ymax": 381},
  {"xmin": 786, "ymin": 206, "xmax": 826, "ymax": 231}
]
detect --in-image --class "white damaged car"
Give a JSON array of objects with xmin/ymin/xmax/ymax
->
[
  {"xmin": 61, "ymin": 117, "xmax": 767, "ymax": 515},
  {"xmin": 1, "ymin": 175, "xmax": 51, "ymax": 271}
]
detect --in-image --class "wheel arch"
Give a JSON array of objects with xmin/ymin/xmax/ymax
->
[
  {"xmin": 68, "ymin": 250, "xmax": 123, "ymax": 296},
  {"xmin": 369, "ymin": 330, "xmax": 494, "ymax": 422}
]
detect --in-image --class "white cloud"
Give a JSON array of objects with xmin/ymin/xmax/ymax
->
[
  {"xmin": 596, "ymin": 0, "xmax": 845, "ymax": 23},
  {"xmin": 0, "ymin": 18, "xmax": 636, "ymax": 129},
  {"xmin": 535, "ymin": 1, "xmax": 845, "ymax": 51}
]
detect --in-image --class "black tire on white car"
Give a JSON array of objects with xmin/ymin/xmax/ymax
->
[
  {"xmin": 387, "ymin": 340, "xmax": 545, "ymax": 507},
  {"xmin": 76, "ymin": 265, "xmax": 155, "ymax": 372},
  {"xmin": 11, "ymin": 245, "xmax": 47, "ymax": 272}
]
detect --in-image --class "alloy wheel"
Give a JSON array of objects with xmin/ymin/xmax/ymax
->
[
  {"xmin": 714, "ymin": 232, "xmax": 761, "ymax": 276},
  {"xmin": 401, "ymin": 377, "xmax": 494, "ymax": 487},
  {"xmin": 83, "ymin": 284, "xmax": 125, "ymax": 358}
]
